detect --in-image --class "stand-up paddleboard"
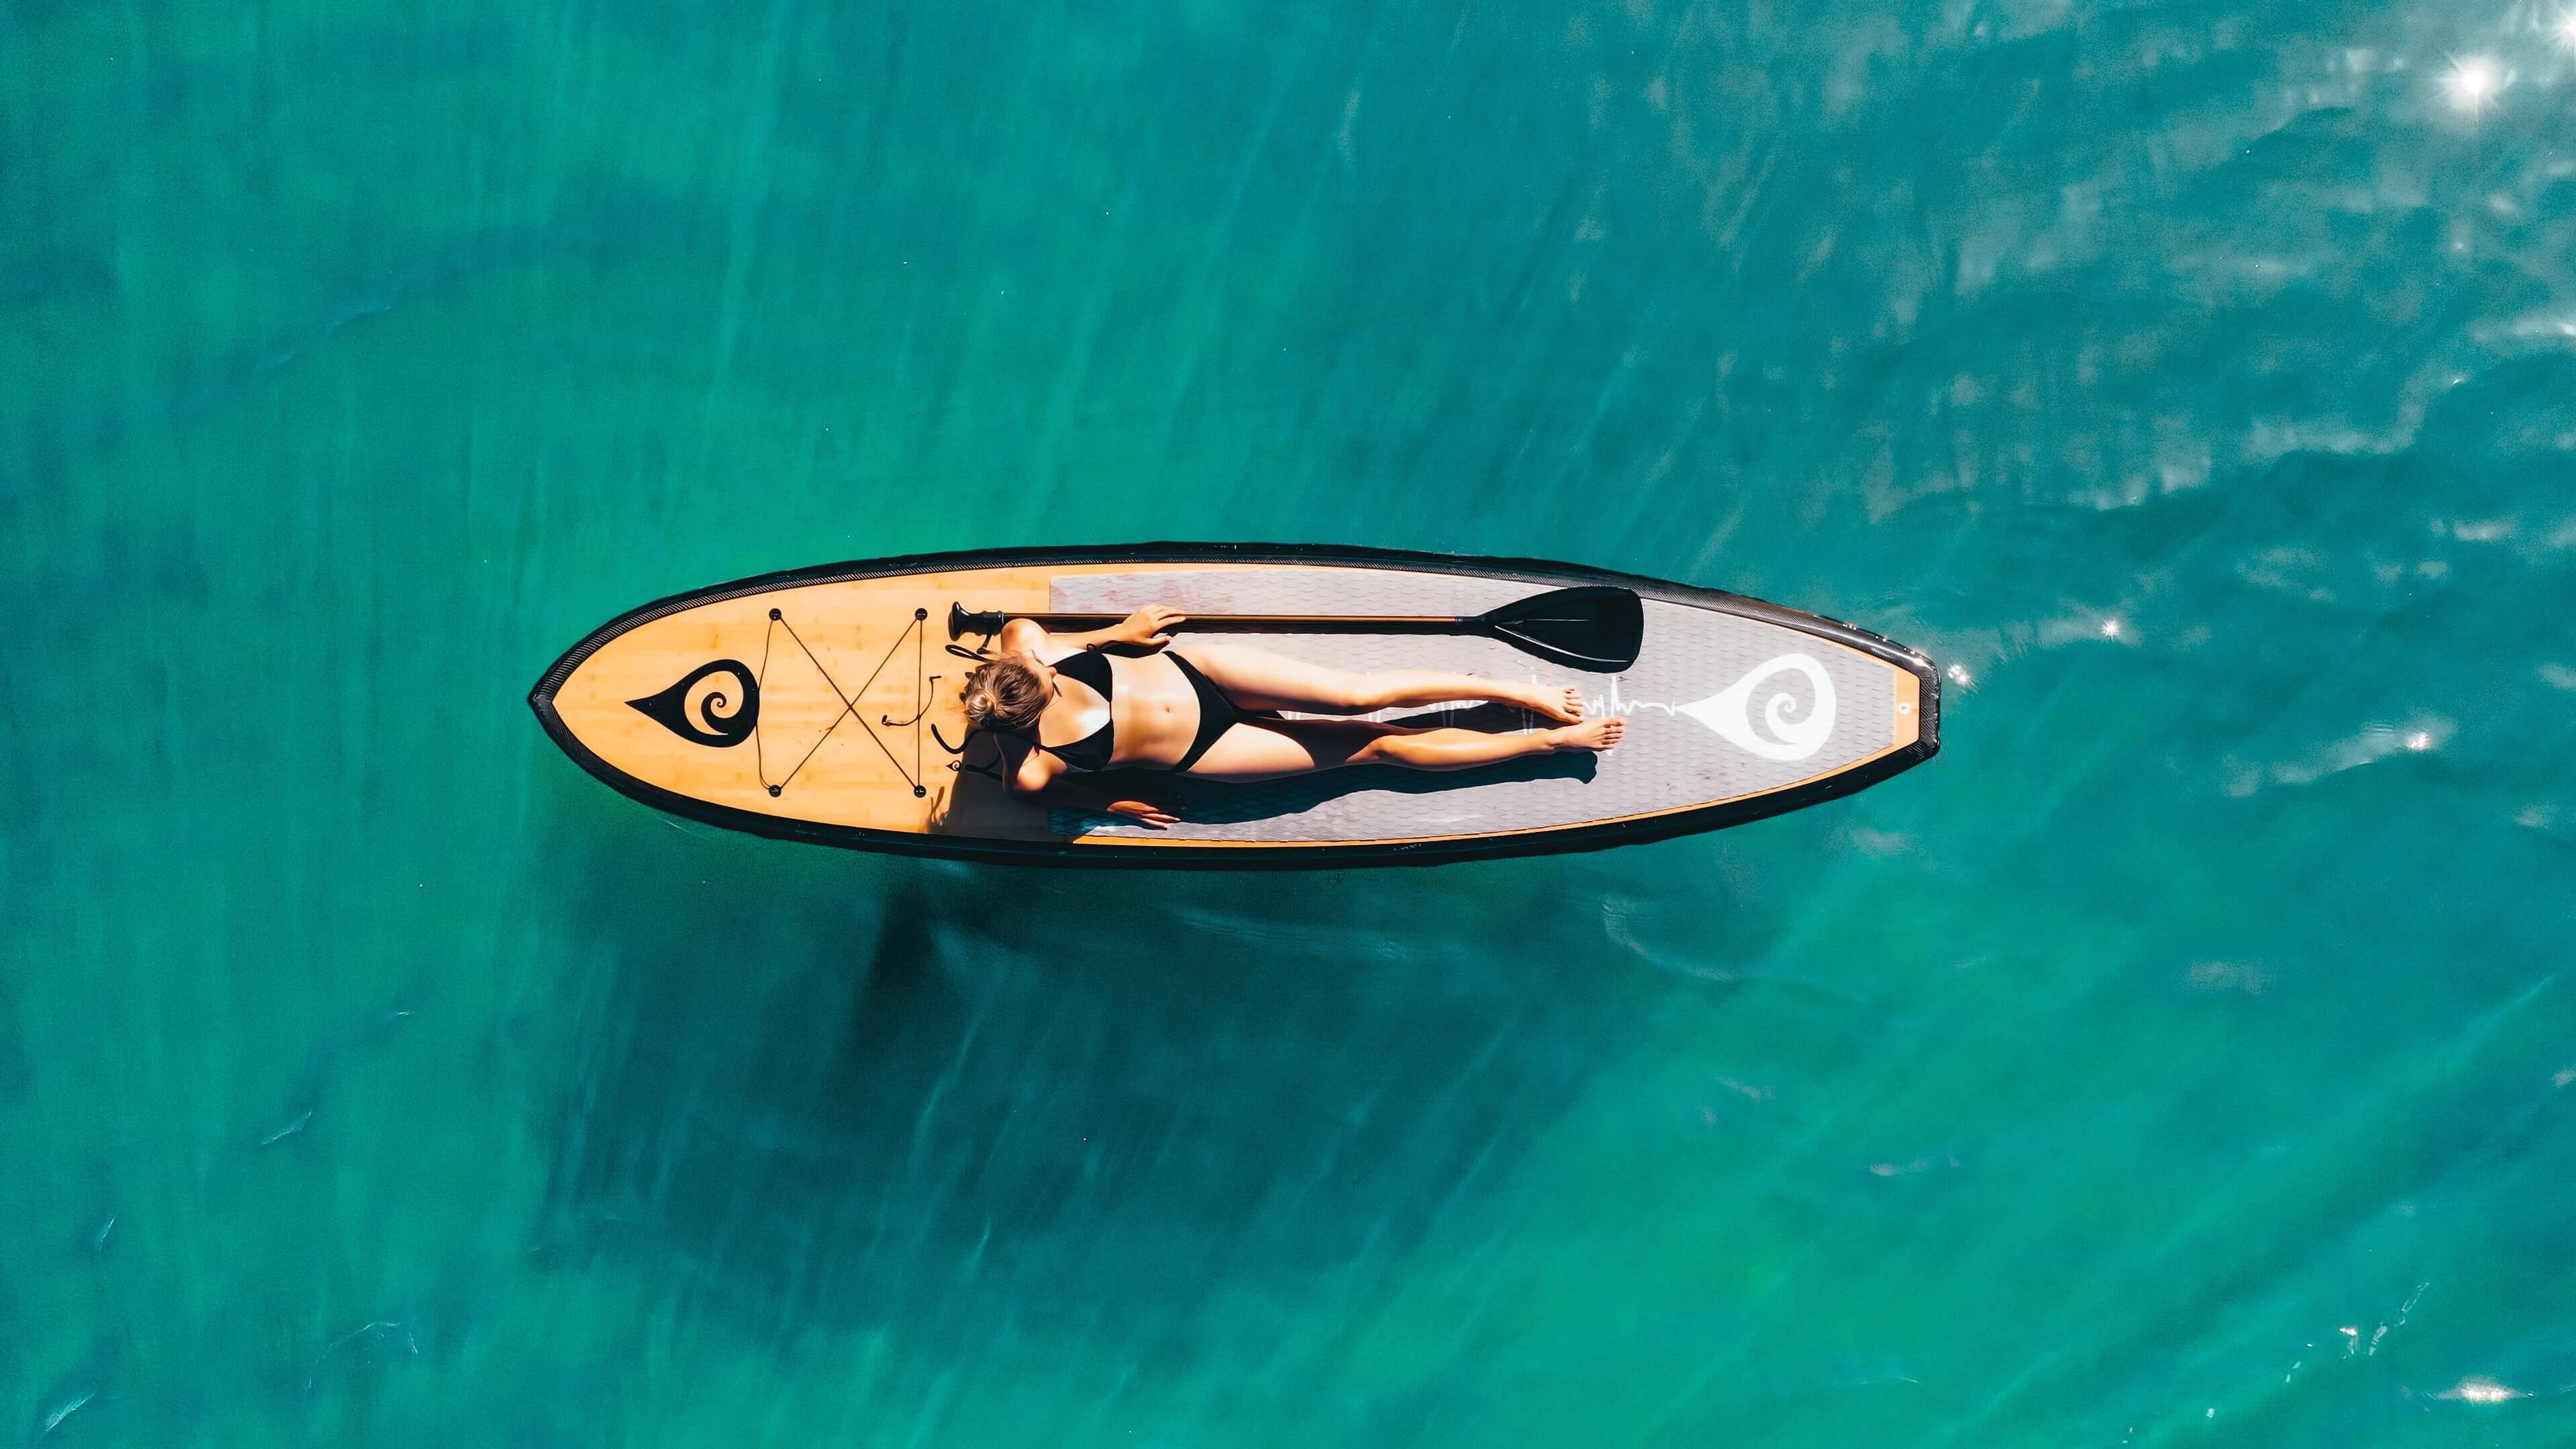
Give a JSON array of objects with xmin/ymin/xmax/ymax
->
[{"xmin": 528, "ymin": 544, "xmax": 1939, "ymax": 867}]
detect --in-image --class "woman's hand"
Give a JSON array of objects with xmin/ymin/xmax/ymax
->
[
  {"xmin": 1106, "ymin": 796, "xmax": 1181, "ymax": 830},
  {"xmin": 1112, "ymin": 604, "xmax": 1185, "ymax": 649}
]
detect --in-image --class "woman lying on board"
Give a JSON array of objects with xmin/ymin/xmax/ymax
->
[{"xmin": 961, "ymin": 606, "xmax": 1621, "ymax": 829}]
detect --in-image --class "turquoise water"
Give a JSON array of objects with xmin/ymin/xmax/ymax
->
[{"xmin": 7, "ymin": 0, "xmax": 2575, "ymax": 1443}]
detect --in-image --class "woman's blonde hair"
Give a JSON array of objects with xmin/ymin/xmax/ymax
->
[{"xmin": 961, "ymin": 657, "xmax": 1050, "ymax": 733}]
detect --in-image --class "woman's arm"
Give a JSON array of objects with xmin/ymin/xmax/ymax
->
[
  {"xmin": 1033, "ymin": 778, "xmax": 1181, "ymax": 830},
  {"xmin": 998, "ymin": 735, "xmax": 1180, "ymax": 829},
  {"xmin": 1010, "ymin": 604, "xmax": 1186, "ymax": 655}
]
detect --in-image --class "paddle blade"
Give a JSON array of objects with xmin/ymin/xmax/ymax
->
[{"xmin": 1477, "ymin": 586, "xmax": 1642, "ymax": 672}]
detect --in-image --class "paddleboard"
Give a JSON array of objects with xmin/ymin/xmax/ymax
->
[{"xmin": 528, "ymin": 544, "xmax": 1939, "ymax": 867}]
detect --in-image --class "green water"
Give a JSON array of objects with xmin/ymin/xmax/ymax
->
[{"xmin": 8, "ymin": 0, "xmax": 2575, "ymax": 1444}]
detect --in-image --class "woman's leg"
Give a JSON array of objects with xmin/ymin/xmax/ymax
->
[
  {"xmin": 1183, "ymin": 716, "xmax": 1623, "ymax": 783},
  {"xmin": 1170, "ymin": 643, "xmax": 1588, "ymax": 723}
]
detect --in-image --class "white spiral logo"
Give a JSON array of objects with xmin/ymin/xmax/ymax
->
[{"xmin": 1677, "ymin": 653, "xmax": 1837, "ymax": 761}]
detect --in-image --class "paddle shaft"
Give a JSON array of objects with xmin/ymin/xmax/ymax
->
[
  {"xmin": 1012, "ymin": 612, "xmax": 1477, "ymax": 633},
  {"xmin": 949, "ymin": 586, "xmax": 1642, "ymax": 671}
]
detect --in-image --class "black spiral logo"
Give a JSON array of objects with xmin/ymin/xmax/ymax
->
[{"xmin": 626, "ymin": 659, "xmax": 760, "ymax": 747}]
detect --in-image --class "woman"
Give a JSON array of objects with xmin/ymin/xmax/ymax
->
[{"xmin": 961, "ymin": 604, "xmax": 1624, "ymax": 829}]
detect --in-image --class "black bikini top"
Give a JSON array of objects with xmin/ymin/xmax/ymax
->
[{"xmin": 1022, "ymin": 648, "xmax": 1116, "ymax": 772}]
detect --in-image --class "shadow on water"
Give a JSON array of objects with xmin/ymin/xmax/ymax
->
[{"xmin": 525, "ymin": 786, "xmax": 1651, "ymax": 1356}]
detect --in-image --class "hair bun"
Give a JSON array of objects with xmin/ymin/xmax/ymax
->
[{"xmin": 959, "ymin": 656, "xmax": 1047, "ymax": 733}]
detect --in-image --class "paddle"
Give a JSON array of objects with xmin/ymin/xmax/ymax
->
[{"xmin": 949, "ymin": 585, "xmax": 1643, "ymax": 672}]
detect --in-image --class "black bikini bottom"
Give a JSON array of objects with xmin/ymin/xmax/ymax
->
[{"xmin": 1167, "ymin": 653, "xmax": 1248, "ymax": 772}]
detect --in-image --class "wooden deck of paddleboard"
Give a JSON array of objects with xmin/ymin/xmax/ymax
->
[{"xmin": 529, "ymin": 544, "xmax": 1939, "ymax": 867}]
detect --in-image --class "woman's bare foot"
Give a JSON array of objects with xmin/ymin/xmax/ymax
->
[
  {"xmin": 1508, "ymin": 683, "xmax": 1589, "ymax": 724},
  {"xmin": 1550, "ymin": 717, "xmax": 1624, "ymax": 752}
]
